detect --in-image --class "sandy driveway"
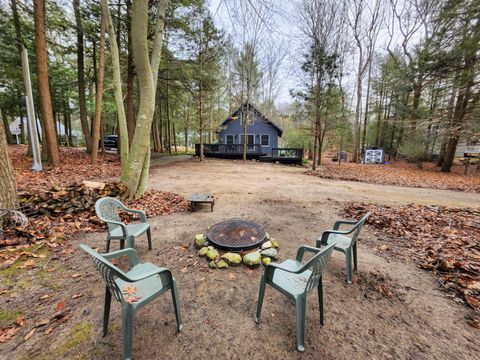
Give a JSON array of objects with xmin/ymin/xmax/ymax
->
[{"xmin": 7, "ymin": 158, "xmax": 479, "ymax": 360}]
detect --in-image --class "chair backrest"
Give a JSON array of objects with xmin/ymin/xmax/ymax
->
[
  {"xmin": 80, "ymin": 244, "xmax": 125, "ymax": 302},
  {"xmin": 304, "ymin": 243, "xmax": 336, "ymax": 295},
  {"xmin": 350, "ymin": 212, "xmax": 371, "ymax": 245},
  {"xmin": 95, "ymin": 197, "xmax": 124, "ymax": 232}
]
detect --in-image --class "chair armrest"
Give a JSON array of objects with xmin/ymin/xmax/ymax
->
[
  {"xmin": 317, "ymin": 229, "xmax": 352, "ymax": 246},
  {"xmin": 103, "ymin": 248, "xmax": 139, "ymax": 267},
  {"xmin": 265, "ymin": 262, "xmax": 303, "ymax": 280},
  {"xmin": 296, "ymin": 245, "xmax": 321, "ymax": 263},
  {"xmin": 333, "ymin": 220, "xmax": 357, "ymax": 230},
  {"xmin": 124, "ymin": 207, "xmax": 147, "ymax": 222},
  {"xmin": 127, "ymin": 267, "xmax": 172, "ymax": 282},
  {"xmin": 99, "ymin": 217, "xmax": 127, "ymax": 237}
]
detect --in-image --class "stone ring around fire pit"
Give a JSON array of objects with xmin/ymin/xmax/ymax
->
[{"xmin": 206, "ymin": 219, "xmax": 266, "ymax": 252}]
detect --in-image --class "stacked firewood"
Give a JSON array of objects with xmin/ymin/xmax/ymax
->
[{"xmin": 18, "ymin": 181, "xmax": 127, "ymax": 216}]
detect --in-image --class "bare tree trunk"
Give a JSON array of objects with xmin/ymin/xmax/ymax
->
[
  {"xmin": 91, "ymin": 12, "xmax": 106, "ymax": 164},
  {"xmin": 73, "ymin": 0, "xmax": 92, "ymax": 153},
  {"xmin": 172, "ymin": 121, "xmax": 178, "ymax": 152},
  {"xmin": 102, "ymin": 0, "xmax": 129, "ymax": 180},
  {"xmin": 1, "ymin": 109, "xmax": 14, "ymax": 144},
  {"xmin": 126, "ymin": 0, "xmax": 135, "ymax": 146},
  {"xmin": 126, "ymin": 0, "xmax": 167, "ymax": 198},
  {"xmin": 33, "ymin": 0, "xmax": 59, "ymax": 166},
  {"xmin": 361, "ymin": 59, "xmax": 373, "ymax": 155},
  {"xmin": 0, "ymin": 121, "xmax": 18, "ymax": 209}
]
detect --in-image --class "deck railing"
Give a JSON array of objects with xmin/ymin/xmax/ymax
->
[{"xmin": 195, "ymin": 144, "xmax": 304, "ymax": 164}]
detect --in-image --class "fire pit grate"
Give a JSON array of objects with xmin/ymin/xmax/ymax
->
[{"xmin": 207, "ymin": 219, "xmax": 266, "ymax": 251}]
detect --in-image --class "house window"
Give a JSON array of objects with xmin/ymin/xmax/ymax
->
[
  {"xmin": 225, "ymin": 134, "xmax": 234, "ymax": 144},
  {"xmin": 260, "ymin": 135, "xmax": 270, "ymax": 147},
  {"xmin": 239, "ymin": 134, "xmax": 255, "ymax": 145}
]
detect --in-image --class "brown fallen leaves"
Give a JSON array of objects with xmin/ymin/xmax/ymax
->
[
  {"xmin": 10, "ymin": 145, "xmax": 121, "ymax": 192},
  {"xmin": 307, "ymin": 161, "xmax": 480, "ymax": 192},
  {"xmin": 0, "ymin": 185, "xmax": 189, "ymax": 266},
  {"xmin": 344, "ymin": 203, "xmax": 480, "ymax": 315}
]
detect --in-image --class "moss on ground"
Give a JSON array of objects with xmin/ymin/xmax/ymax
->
[
  {"xmin": 0, "ymin": 309, "xmax": 23, "ymax": 327},
  {"xmin": 55, "ymin": 321, "xmax": 93, "ymax": 357}
]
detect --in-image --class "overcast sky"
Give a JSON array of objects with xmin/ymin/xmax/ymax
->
[{"xmin": 207, "ymin": 0, "xmax": 414, "ymax": 109}]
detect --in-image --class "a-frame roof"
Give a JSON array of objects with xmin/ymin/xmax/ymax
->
[{"xmin": 220, "ymin": 102, "xmax": 283, "ymax": 137}]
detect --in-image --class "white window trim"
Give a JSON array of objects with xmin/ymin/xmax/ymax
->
[
  {"xmin": 225, "ymin": 134, "xmax": 234, "ymax": 144},
  {"xmin": 260, "ymin": 134, "xmax": 270, "ymax": 147},
  {"xmin": 239, "ymin": 133, "xmax": 255, "ymax": 144}
]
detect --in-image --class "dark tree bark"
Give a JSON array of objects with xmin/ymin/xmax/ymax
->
[
  {"xmin": 73, "ymin": 0, "xmax": 92, "ymax": 153},
  {"xmin": 1, "ymin": 109, "xmax": 14, "ymax": 144},
  {"xmin": 126, "ymin": 0, "xmax": 135, "ymax": 146},
  {"xmin": 34, "ymin": 0, "xmax": 59, "ymax": 166},
  {"xmin": 0, "ymin": 121, "xmax": 18, "ymax": 209}
]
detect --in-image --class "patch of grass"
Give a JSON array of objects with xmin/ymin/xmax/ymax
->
[
  {"xmin": 0, "ymin": 309, "xmax": 23, "ymax": 327},
  {"xmin": 0, "ymin": 246, "xmax": 50, "ymax": 280},
  {"xmin": 55, "ymin": 322, "xmax": 93, "ymax": 356}
]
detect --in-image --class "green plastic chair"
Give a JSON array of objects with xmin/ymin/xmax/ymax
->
[
  {"xmin": 80, "ymin": 244, "xmax": 183, "ymax": 360},
  {"xmin": 255, "ymin": 243, "xmax": 336, "ymax": 352},
  {"xmin": 316, "ymin": 212, "xmax": 371, "ymax": 284},
  {"xmin": 95, "ymin": 196, "xmax": 152, "ymax": 251}
]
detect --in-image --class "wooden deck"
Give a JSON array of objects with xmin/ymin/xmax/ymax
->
[{"xmin": 195, "ymin": 144, "xmax": 304, "ymax": 165}]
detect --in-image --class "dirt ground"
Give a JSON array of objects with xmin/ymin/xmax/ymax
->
[{"xmin": 2, "ymin": 158, "xmax": 480, "ymax": 359}]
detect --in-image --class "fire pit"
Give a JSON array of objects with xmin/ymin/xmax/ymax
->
[{"xmin": 207, "ymin": 219, "xmax": 267, "ymax": 252}]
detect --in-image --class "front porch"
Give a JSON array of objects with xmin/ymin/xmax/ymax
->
[{"xmin": 194, "ymin": 144, "xmax": 304, "ymax": 165}]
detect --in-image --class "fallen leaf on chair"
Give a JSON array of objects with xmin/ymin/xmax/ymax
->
[
  {"xmin": 24, "ymin": 329, "xmax": 36, "ymax": 341},
  {"xmin": 123, "ymin": 286, "xmax": 137, "ymax": 296},
  {"xmin": 125, "ymin": 296, "xmax": 141, "ymax": 304}
]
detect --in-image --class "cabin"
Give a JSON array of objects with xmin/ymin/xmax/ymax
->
[{"xmin": 195, "ymin": 102, "xmax": 303, "ymax": 164}]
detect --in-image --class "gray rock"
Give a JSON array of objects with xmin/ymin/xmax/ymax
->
[
  {"xmin": 261, "ymin": 241, "xmax": 272, "ymax": 250},
  {"xmin": 260, "ymin": 248, "xmax": 278, "ymax": 260},
  {"xmin": 195, "ymin": 234, "xmax": 205, "ymax": 248},
  {"xmin": 206, "ymin": 248, "xmax": 219, "ymax": 261},
  {"xmin": 243, "ymin": 252, "xmax": 261, "ymax": 266},
  {"xmin": 262, "ymin": 257, "xmax": 272, "ymax": 266},
  {"xmin": 197, "ymin": 247, "xmax": 209, "ymax": 257},
  {"xmin": 217, "ymin": 260, "xmax": 229, "ymax": 269},
  {"xmin": 221, "ymin": 252, "xmax": 242, "ymax": 265}
]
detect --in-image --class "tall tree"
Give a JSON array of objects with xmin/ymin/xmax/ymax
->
[
  {"xmin": 349, "ymin": 0, "xmax": 382, "ymax": 163},
  {"xmin": 91, "ymin": 10, "xmax": 106, "ymax": 164},
  {"xmin": 73, "ymin": 0, "xmax": 92, "ymax": 153},
  {"xmin": 33, "ymin": 0, "xmax": 59, "ymax": 166},
  {"xmin": 0, "ymin": 121, "xmax": 18, "ymax": 209}
]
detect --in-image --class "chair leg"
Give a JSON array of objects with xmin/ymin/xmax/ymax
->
[
  {"xmin": 127, "ymin": 236, "xmax": 135, "ymax": 249},
  {"xmin": 353, "ymin": 243, "xmax": 358, "ymax": 272},
  {"xmin": 295, "ymin": 297, "xmax": 307, "ymax": 352},
  {"xmin": 121, "ymin": 304, "xmax": 134, "ymax": 360},
  {"xmin": 345, "ymin": 249, "xmax": 353, "ymax": 284},
  {"xmin": 120, "ymin": 239, "xmax": 125, "ymax": 250},
  {"xmin": 105, "ymin": 238, "xmax": 111, "ymax": 253},
  {"xmin": 146, "ymin": 228, "xmax": 152, "ymax": 250},
  {"xmin": 255, "ymin": 276, "xmax": 267, "ymax": 324},
  {"xmin": 103, "ymin": 287, "xmax": 112, "ymax": 337},
  {"xmin": 170, "ymin": 279, "xmax": 183, "ymax": 332},
  {"xmin": 318, "ymin": 276, "xmax": 324, "ymax": 326}
]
